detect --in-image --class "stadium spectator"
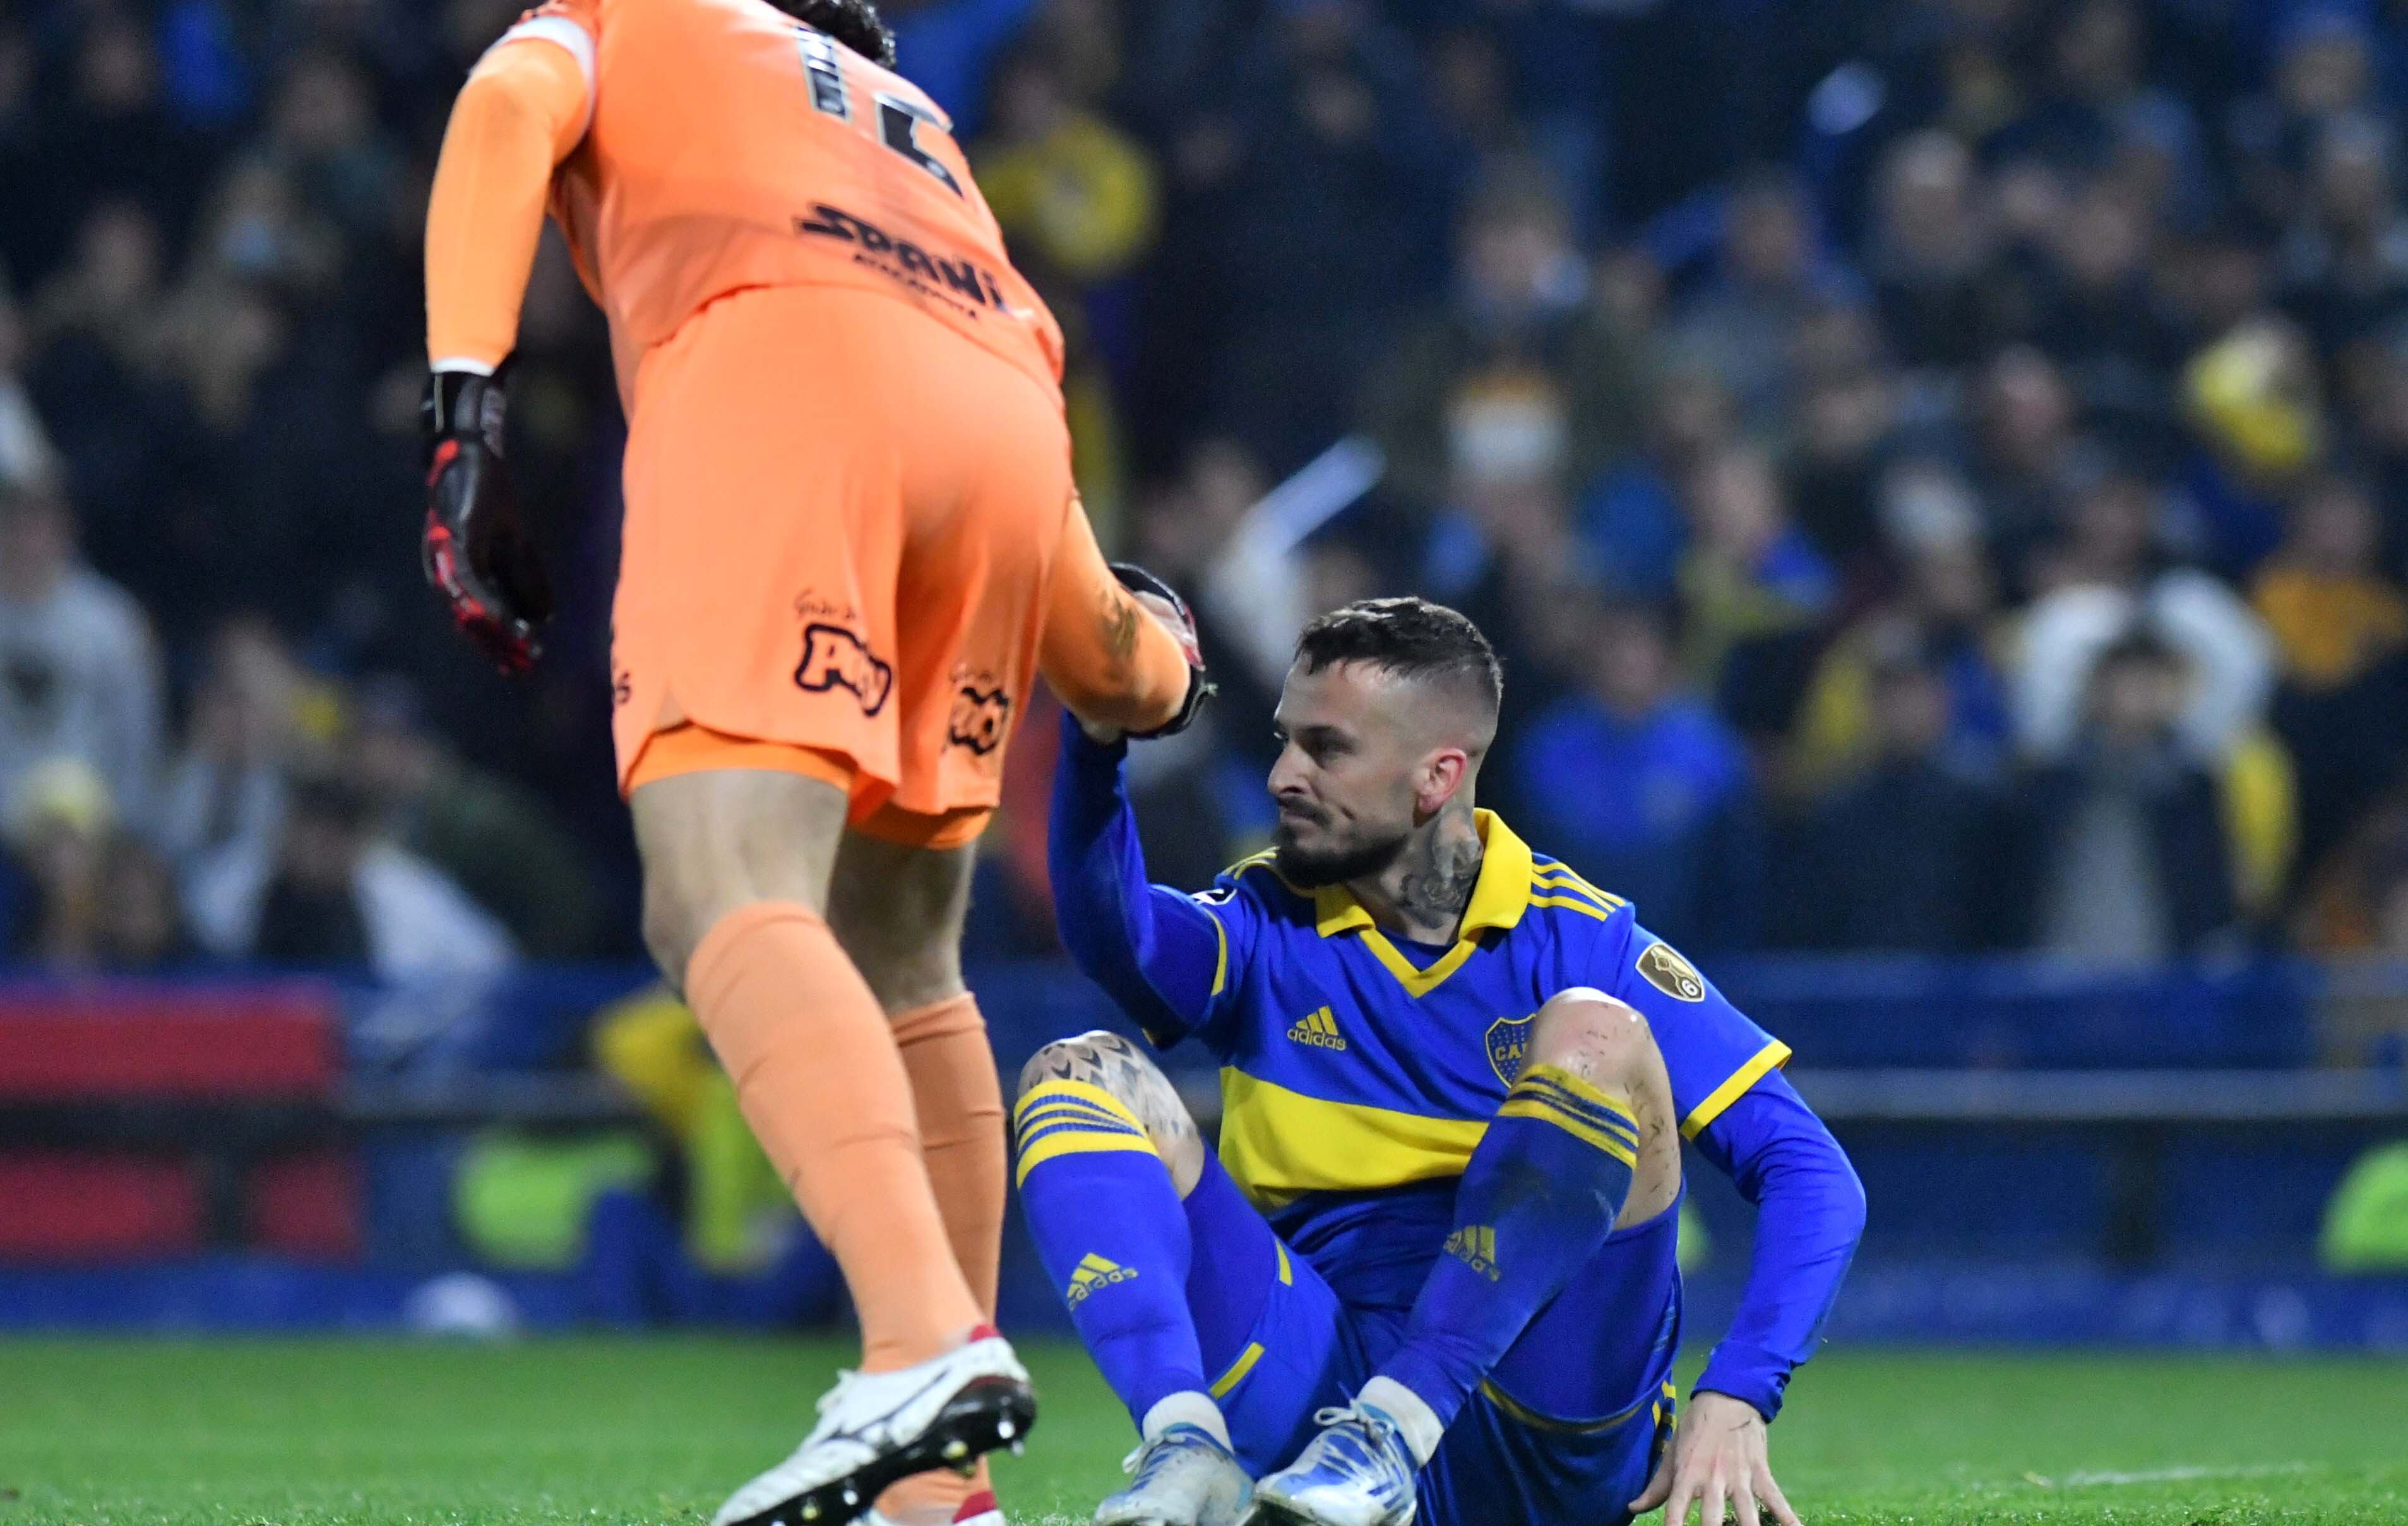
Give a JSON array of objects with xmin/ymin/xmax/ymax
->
[
  {"xmin": 1676, "ymin": 443, "xmax": 1836, "ymax": 736},
  {"xmin": 1576, "ymin": 367, "xmax": 1735, "ymax": 598},
  {"xmin": 2255, "ymin": 472, "xmax": 2408, "ymax": 876},
  {"xmin": 2008, "ymin": 630, "xmax": 2238, "ymax": 961},
  {"xmin": 1788, "ymin": 620, "xmax": 2008, "ymax": 952},
  {"xmin": 1791, "ymin": 516, "xmax": 2013, "ymax": 793},
  {"xmin": 0, "ymin": 288, "xmax": 61, "ymax": 489},
  {"xmin": 1362, "ymin": 162, "xmax": 1647, "ymax": 513},
  {"xmin": 2012, "ymin": 459, "xmax": 2275, "ymax": 766},
  {"xmin": 340, "ymin": 677, "xmax": 604, "ymax": 959},
  {"xmin": 1667, "ymin": 167, "xmax": 1860, "ymax": 430},
  {"xmin": 1865, "ymin": 131, "xmax": 1996, "ymax": 373},
  {"xmin": 1513, "ymin": 598, "xmax": 1763, "ymax": 950},
  {"xmin": 1, "ymin": 756, "xmax": 116, "ymax": 969},
  {"xmin": 0, "ymin": 477, "xmax": 164, "ymax": 828},
  {"xmin": 154, "ymin": 615, "xmax": 313, "ymax": 875},
  {"xmin": 184, "ymin": 768, "xmax": 515, "ymax": 978}
]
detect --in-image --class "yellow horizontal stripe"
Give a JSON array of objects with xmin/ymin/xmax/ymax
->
[
  {"xmin": 1013, "ymin": 1078, "xmax": 1146, "ymax": 1132},
  {"xmin": 1528, "ymin": 894, "xmax": 1616, "ymax": 922},
  {"xmin": 1208, "ymin": 1342, "xmax": 1263, "ymax": 1399},
  {"xmin": 1496, "ymin": 1096, "xmax": 1638, "ymax": 1167},
  {"xmin": 1014, "ymin": 1129, "xmax": 1156, "ymax": 1186},
  {"xmin": 1219, "ymin": 1068, "xmax": 1487, "ymax": 1209},
  {"xmin": 1679, "ymin": 1039, "xmax": 1794, "ymax": 1140},
  {"xmin": 1477, "ymin": 1379, "xmax": 1651, "ymax": 1435},
  {"xmin": 1530, "ymin": 866, "xmax": 1624, "ymax": 907}
]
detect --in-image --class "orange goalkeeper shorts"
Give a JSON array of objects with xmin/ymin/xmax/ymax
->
[{"xmin": 611, "ymin": 283, "xmax": 1075, "ymax": 845}]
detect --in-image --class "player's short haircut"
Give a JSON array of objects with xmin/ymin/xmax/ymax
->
[
  {"xmin": 1296, "ymin": 598, "xmax": 1504, "ymax": 734},
  {"xmin": 770, "ymin": 0, "xmax": 895, "ymax": 66}
]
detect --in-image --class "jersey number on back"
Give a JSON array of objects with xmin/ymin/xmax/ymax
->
[{"xmin": 795, "ymin": 28, "xmax": 963, "ymax": 197}]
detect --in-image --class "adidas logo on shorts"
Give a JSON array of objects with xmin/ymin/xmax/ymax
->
[
  {"xmin": 1066, "ymin": 1253, "xmax": 1137, "ymax": 1306},
  {"xmin": 1287, "ymin": 1006, "xmax": 1347, "ymax": 1051},
  {"xmin": 1445, "ymin": 1225, "xmax": 1501, "ymax": 1281}
]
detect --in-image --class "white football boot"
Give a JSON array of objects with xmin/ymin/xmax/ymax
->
[
  {"xmin": 1244, "ymin": 1400, "xmax": 1417, "ymax": 1526},
  {"xmin": 713, "ymin": 1328, "xmax": 1035, "ymax": 1526},
  {"xmin": 1096, "ymin": 1422, "xmax": 1253, "ymax": 1526}
]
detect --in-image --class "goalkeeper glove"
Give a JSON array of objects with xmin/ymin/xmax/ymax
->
[
  {"xmin": 422, "ymin": 362, "xmax": 554, "ymax": 674},
  {"xmin": 1109, "ymin": 561, "xmax": 1214, "ymax": 739}
]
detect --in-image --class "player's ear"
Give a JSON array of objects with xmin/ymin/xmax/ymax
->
[{"xmin": 1417, "ymin": 747, "xmax": 1469, "ymax": 815}]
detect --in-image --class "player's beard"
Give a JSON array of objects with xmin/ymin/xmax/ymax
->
[{"xmin": 1273, "ymin": 818, "xmax": 1412, "ymax": 888}]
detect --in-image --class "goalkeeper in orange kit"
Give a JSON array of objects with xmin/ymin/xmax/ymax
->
[{"xmin": 417, "ymin": 2, "xmax": 1210, "ymax": 1523}]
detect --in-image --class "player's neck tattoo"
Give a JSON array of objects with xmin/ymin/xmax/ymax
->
[{"xmin": 1360, "ymin": 801, "xmax": 1482, "ymax": 945}]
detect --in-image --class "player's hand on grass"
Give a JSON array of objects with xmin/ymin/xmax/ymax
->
[
  {"xmin": 422, "ymin": 363, "xmax": 554, "ymax": 674},
  {"xmin": 1631, "ymin": 1390, "xmax": 1800, "ymax": 1526}
]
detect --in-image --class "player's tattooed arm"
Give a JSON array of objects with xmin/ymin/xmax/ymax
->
[{"xmin": 1019, "ymin": 1030, "xmax": 1205, "ymax": 1178}]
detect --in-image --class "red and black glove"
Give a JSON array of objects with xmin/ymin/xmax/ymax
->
[
  {"xmin": 422, "ymin": 363, "xmax": 554, "ymax": 674},
  {"xmin": 1109, "ymin": 561, "xmax": 1214, "ymax": 739}
]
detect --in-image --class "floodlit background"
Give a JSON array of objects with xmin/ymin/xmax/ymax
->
[{"xmin": 1, "ymin": 0, "xmax": 2405, "ymax": 1460}]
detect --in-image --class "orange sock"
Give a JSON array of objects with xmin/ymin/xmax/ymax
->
[
  {"xmin": 875, "ymin": 994, "xmax": 1008, "ymax": 1525},
  {"xmin": 684, "ymin": 902, "xmax": 982, "ymax": 1371}
]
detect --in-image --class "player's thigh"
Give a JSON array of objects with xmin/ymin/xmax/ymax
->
[
  {"xmin": 824, "ymin": 831, "xmax": 974, "ymax": 1015},
  {"xmin": 629, "ymin": 765, "xmax": 850, "ymax": 990},
  {"xmin": 613, "ymin": 289, "xmax": 911, "ymax": 800},
  {"xmin": 878, "ymin": 341, "xmax": 1075, "ymax": 821},
  {"xmin": 1016, "ymin": 1030, "xmax": 1206, "ymax": 1190},
  {"xmin": 1174, "ymin": 1159, "xmax": 1374, "ymax": 1476},
  {"xmin": 1424, "ymin": 1383, "xmax": 1673, "ymax": 1526}
]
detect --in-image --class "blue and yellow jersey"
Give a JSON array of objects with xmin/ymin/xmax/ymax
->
[
  {"xmin": 1046, "ymin": 718, "xmax": 1861, "ymax": 1422},
  {"xmin": 1164, "ymin": 811, "xmax": 1787, "ymax": 1255}
]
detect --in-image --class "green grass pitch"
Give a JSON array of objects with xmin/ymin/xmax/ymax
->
[{"xmin": 2, "ymin": 1338, "xmax": 2402, "ymax": 1524}]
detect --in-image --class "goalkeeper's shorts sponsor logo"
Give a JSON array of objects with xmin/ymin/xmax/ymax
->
[
  {"xmin": 1286, "ymin": 1005, "xmax": 1346, "ymax": 1051},
  {"xmin": 1066, "ymin": 1252, "xmax": 1136, "ymax": 1306},
  {"xmin": 1636, "ymin": 941, "xmax": 1707, "ymax": 1003},
  {"xmin": 947, "ymin": 684, "xmax": 1012, "ymax": 755},
  {"xmin": 1444, "ymin": 1225, "xmax": 1500, "ymax": 1281},
  {"xmin": 795, "ymin": 623, "xmax": 894, "ymax": 713}
]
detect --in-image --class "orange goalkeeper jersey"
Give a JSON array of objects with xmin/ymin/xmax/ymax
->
[{"xmin": 429, "ymin": 0, "xmax": 1064, "ymax": 401}]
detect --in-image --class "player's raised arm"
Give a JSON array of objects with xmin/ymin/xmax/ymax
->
[
  {"xmin": 419, "ymin": 13, "xmax": 592, "ymax": 671},
  {"xmin": 1047, "ymin": 707, "xmax": 1249, "ymax": 1051},
  {"xmin": 1039, "ymin": 499, "xmax": 1210, "ymax": 742}
]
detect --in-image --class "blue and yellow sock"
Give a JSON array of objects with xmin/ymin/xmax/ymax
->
[
  {"xmin": 1373, "ymin": 1063, "xmax": 1640, "ymax": 1450},
  {"xmin": 1014, "ymin": 1078, "xmax": 1214, "ymax": 1427}
]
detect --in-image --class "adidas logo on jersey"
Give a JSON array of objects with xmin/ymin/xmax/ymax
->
[
  {"xmin": 1066, "ymin": 1253, "xmax": 1137, "ymax": 1306},
  {"xmin": 1287, "ymin": 1006, "xmax": 1347, "ymax": 1051},
  {"xmin": 1445, "ymin": 1225, "xmax": 1501, "ymax": 1281}
]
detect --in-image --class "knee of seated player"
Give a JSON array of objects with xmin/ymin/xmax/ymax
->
[
  {"xmin": 1525, "ymin": 987, "xmax": 1657, "ymax": 1095},
  {"xmin": 631, "ymin": 769, "xmax": 850, "ymax": 994},
  {"xmin": 1017, "ymin": 1032, "xmax": 1205, "ymax": 1194}
]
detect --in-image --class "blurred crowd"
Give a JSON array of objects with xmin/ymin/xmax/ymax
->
[{"xmin": 9, "ymin": 0, "xmax": 2408, "ymax": 975}]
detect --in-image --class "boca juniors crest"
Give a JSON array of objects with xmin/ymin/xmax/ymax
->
[{"xmin": 1485, "ymin": 1013, "xmax": 1535, "ymax": 1086}]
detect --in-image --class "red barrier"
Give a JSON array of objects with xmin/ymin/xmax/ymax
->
[{"xmin": 0, "ymin": 983, "xmax": 338, "ymax": 1100}]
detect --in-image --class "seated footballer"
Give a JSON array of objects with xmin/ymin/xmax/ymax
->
[{"xmin": 1016, "ymin": 597, "xmax": 1867, "ymax": 1526}]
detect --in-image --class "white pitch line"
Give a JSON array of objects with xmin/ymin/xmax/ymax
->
[{"xmin": 2037, "ymin": 1462, "xmax": 2321, "ymax": 1487}]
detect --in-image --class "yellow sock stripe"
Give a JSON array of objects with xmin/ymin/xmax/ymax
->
[
  {"xmin": 1015, "ymin": 1099, "xmax": 1148, "ymax": 1141},
  {"xmin": 1015, "ymin": 1128, "xmax": 1158, "ymax": 1186},
  {"xmin": 1496, "ymin": 1098, "xmax": 1638, "ymax": 1167},
  {"xmin": 1514, "ymin": 1066, "xmax": 1639, "ymax": 1140},
  {"xmin": 1013, "ymin": 1081, "xmax": 1160, "ymax": 1185},
  {"xmin": 1511, "ymin": 1075, "xmax": 1640, "ymax": 1149},
  {"xmin": 1208, "ymin": 1342, "xmax": 1264, "ymax": 1399},
  {"xmin": 1013, "ymin": 1078, "xmax": 1148, "ymax": 1133}
]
